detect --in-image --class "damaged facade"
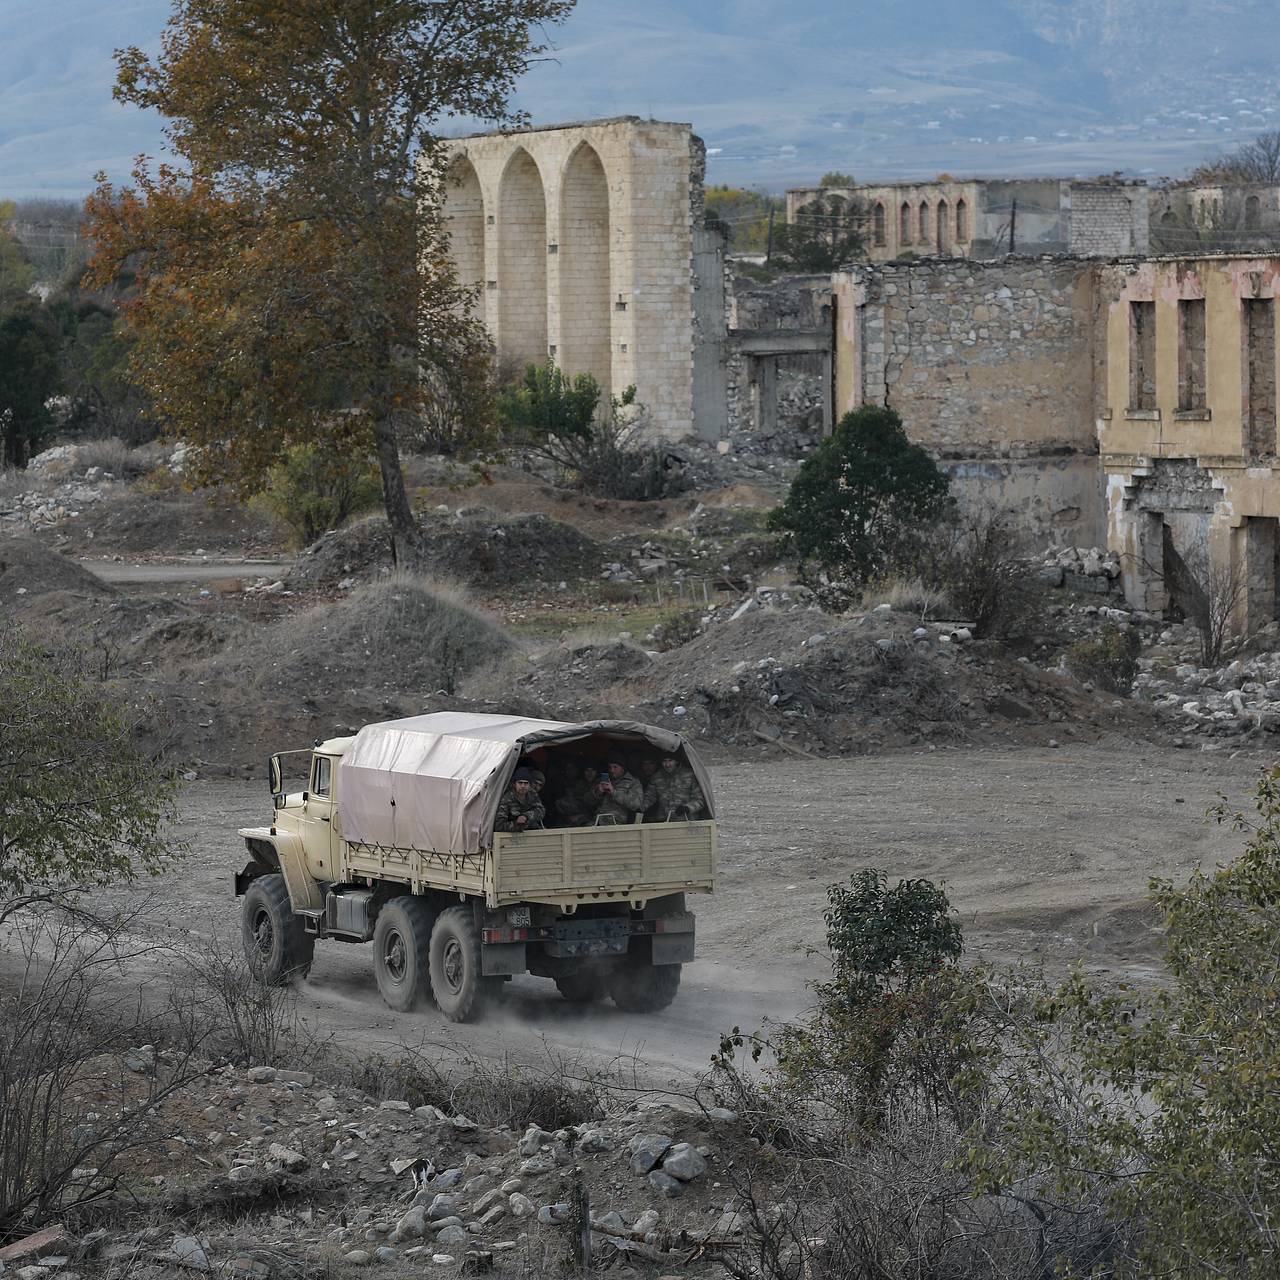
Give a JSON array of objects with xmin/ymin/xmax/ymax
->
[
  {"xmin": 789, "ymin": 179, "xmax": 1149, "ymax": 262},
  {"xmin": 832, "ymin": 256, "xmax": 1104, "ymax": 545},
  {"xmin": 833, "ymin": 252, "xmax": 1280, "ymax": 631}
]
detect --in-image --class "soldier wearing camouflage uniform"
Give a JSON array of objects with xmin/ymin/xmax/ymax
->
[
  {"xmin": 643, "ymin": 754, "xmax": 705, "ymax": 821},
  {"xmin": 590, "ymin": 759, "xmax": 646, "ymax": 825},
  {"xmin": 494, "ymin": 768, "xmax": 545, "ymax": 832}
]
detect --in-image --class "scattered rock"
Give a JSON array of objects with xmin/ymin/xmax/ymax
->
[{"xmin": 628, "ymin": 1133, "xmax": 673, "ymax": 1175}]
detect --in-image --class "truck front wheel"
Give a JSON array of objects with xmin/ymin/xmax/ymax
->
[
  {"xmin": 429, "ymin": 906, "xmax": 486, "ymax": 1023},
  {"xmin": 373, "ymin": 898, "xmax": 435, "ymax": 1012},
  {"xmin": 242, "ymin": 874, "xmax": 314, "ymax": 985},
  {"xmin": 609, "ymin": 960, "xmax": 681, "ymax": 1013}
]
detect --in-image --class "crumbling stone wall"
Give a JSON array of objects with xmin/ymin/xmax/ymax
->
[
  {"xmin": 833, "ymin": 256, "xmax": 1102, "ymax": 545},
  {"xmin": 725, "ymin": 271, "xmax": 831, "ymax": 456},
  {"xmin": 1065, "ymin": 183, "xmax": 1150, "ymax": 256},
  {"xmin": 439, "ymin": 117, "xmax": 705, "ymax": 440}
]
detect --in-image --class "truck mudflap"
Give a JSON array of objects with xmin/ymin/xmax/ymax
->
[{"xmin": 481, "ymin": 911, "xmax": 695, "ymax": 967}]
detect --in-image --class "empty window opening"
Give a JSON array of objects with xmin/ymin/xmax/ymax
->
[
  {"xmin": 936, "ymin": 198, "xmax": 950, "ymax": 252},
  {"xmin": 1246, "ymin": 297, "xmax": 1277, "ymax": 458},
  {"xmin": 873, "ymin": 203, "xmax": 886, "ymax": 247},
  {"xmin": 899, "ymin": 202, "xmax": 911, "ymax": 245},
  {"xmin": 1128, "ymin": 300, "xmax": 1157, "ymax": 411},
  {"xmin": 955, "ymin": 198, "xmax": 968, "ymax": 243},
  {"xmin": 918, "ymin": 202, "xmax": 930, "ymax": 244},
  {"xmin": 1178, "ymin": 299, "xmax": 1206, "ymax": 411},
  {"xmin": 1247, "ymin": 194, "xmax": 1262, "ymax": 230}
]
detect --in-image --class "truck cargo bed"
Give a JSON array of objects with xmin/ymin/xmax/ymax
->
[{"xmin": 342, "ymin": 820, "xmax": 715, "ymax": 909}]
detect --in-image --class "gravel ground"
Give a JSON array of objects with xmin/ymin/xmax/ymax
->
[{"xmin": 92, "ymin": 742, "xmax": 1265, "ymax": 1090}]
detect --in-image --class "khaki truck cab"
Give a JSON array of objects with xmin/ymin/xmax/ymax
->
[{"xmin": 234, "ymin": 713, "xmax": 716, "ymax": 1021}]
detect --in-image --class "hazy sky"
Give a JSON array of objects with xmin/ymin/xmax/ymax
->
[{"xmin": 1, "ymin": 1, "xmax": 1273, "ymax": 198}]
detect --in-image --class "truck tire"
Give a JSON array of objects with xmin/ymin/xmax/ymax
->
[
  {"xmin": 373, "ymin": 897, "xmax": 435, "ymax": 1013},
  {"xmin": 608, "ymin": 960, "xmax": 681, "ymax": 1013},
  {"xmin": 242, "ymin": 874, "xmax": 314, "ymax": 985},
  {"xmin": 555, "ymin": 971, "xmax": 606, "ymax": 1004},
  {"xmin": 429, "ymin": 906, "xmax": 486, "ymax": 1023}
]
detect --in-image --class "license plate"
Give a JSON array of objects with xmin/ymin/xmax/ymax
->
[{"xmin": 507, "ymin": 906, "xmax": 532, "ymax": 928}]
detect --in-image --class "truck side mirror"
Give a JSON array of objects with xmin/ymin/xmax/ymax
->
[{"xmin": 268, "ymin": 754, "xmax": 283, "ymax": 796}]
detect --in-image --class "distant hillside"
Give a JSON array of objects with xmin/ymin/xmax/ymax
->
[{"xmin": 3, "ymin": 0, "xmax": 1279, "ymax": 195}]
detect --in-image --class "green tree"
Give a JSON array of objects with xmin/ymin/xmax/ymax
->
[
  {"xmin": 496, "ymin": 362, "xmax": 601, "ymax": 441},
  {"xmin": 0, "ymin": 204, "xmax": 36, "ymax": 307},
  {"xmin": 772, "ymin": 192, "xmax": 867, "ymax": 271},
  {"xmin": 985, "ymin": 766, "xmax": 1280, "ymax": 1278},
  {"xmin": 819, "ymin": 170, "xmax": 857, "ymax": 188},
  {"xmin": 703, "ymin": 185, "xmax": 779, "ymax": 253},
  {"xmin": 253, "ymin": 442, "xmax": 383, "ymax": 548},
  {"xmin": 0, "ymin": 627, "xmax": 179, "ymax": 913},
  {"xmin": 0, "ymin": 303, "xmax": 61, "ymax": 467},
  {"xmin": 87, "ymin": 0, "xmax": 572, "ymax": 565},
  {"xmin": 768, "ymin": 405, "xmax": 951, "ymax": 590}
]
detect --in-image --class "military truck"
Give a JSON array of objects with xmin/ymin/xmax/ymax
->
[{"xmin": 234, "ymin": 713, "xmax": 716, "ymax": 1021}]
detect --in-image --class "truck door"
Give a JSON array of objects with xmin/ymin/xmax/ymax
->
[{"xmin": 301, "ymin": 753, "xmax": 336, "ymax": 879}]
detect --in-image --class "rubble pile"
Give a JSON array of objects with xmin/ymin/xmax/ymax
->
[
  {"xmin": 0, "ymin": 1055, "xmax": 747, "ymax": 1279},
  {"xmin": 0, "ymin": 479, "xmax": 109, "ymax": 531},
  {"xmin": 1133, "ymin": 619, "xmax": 1280, "ymax": 741},
  {"xmin": 1037, "ymin": 545, "xmax": 1124, "ymax": 596}
]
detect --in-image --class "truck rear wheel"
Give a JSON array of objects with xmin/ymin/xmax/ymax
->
[
  {"xmin": 609, "ymin": 960, "xmax": 681, "ymax": 1013},
  {"xmin": 373, "ymin": 898, "xmax": 435, "ymax": 1012},
  {"xmin": 429, "ymin": 906, "xmax": 486, "ymax": 1023},
  {"xmin": 242, "ymin": 874, "xmax": 314, "ymax": 985},
  {"xmin": 555, "ymin": 971, "xmax": 606, "ymax": 1004}
]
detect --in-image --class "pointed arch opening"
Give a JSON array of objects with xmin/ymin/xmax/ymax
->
[
  {"xmin": 936, "ymin": 197, "xmax": 950, "ymax": 252},
  {"xmin": 443, "ymin": 155, "xmax": 485, "ymax": 307},
  {"xmin": 899, "ymin": 202, "xmax": 912, "ymax": 245},
  {"xmin": 873, "ymin": 202, "xmax": 886, "ymax": 247},
  {"xmin": 955, "ymin": 197, "xmax": 968, "ymax": 243},
  {"xmin": 498, "ymin": 148, "xmax": 548, "ymax": 370},
  {"xmin": 918, "ymin": 202, "xmax": 930, "ymax": 245},
  {"xmin": 558, "ymin": 143, "xmax": 612, "ymax": 398}
]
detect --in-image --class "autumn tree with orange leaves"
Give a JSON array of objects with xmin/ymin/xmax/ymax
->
[{"xmin": 86, "ymin": 0, "xmax": 574, "ymax": 562}]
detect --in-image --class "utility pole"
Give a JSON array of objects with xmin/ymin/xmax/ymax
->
[{"xmin": 1009, "ymin": 198, "xmax": 1017, "ymax": 255}]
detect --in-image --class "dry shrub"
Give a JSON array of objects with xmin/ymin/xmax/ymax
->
[
  {"xmin": 0, "ymin": 908, "xmax": 206, "ymax": 1237},
  {"xmin": 347, "ymin": 1035, "xmax": 635, "ymax": 1132},
  {"xmin": 860, "ymin": 575, "xmax": 947, "ymax": 620},
  {"xmin": 168, "ymin": 936, "xmax": 312, "ymax": 1068},
  {"xmin": 1065, "ymin": 625, "xmax": 1142, "ymax": 696},
  {"xmin": 935, "ymin": 510, "xmax": 1043, "ymax": 640},
  {"xmin": 73, "ymin": 437, "xmax": 154, "ymax": 480}
]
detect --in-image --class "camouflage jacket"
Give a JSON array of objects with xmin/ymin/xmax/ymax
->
[
  {"xmin": 494, "ymin": 788, "xmax": 545, "ymax": 833},
  {"xmin": 592, "ymin": 772, "xmax": 645, "ymax": 823},
  {"xmin": 555, "ymin": 778, "xmax": 599, "ymax": 821},
  {"xmin": 643, "ymin": 766, "xmax": 705, "ymax": 819}
]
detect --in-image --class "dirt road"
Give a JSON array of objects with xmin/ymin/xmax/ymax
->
[
  {"xmin": 100, "ymin": 743, "xmax": 1264, "ymax": 1088},
  {"xmin": 78, "ymin": 558, "xmax": 293, "ymax": 584}
]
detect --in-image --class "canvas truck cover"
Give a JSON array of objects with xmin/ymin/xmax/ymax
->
[{"xmin": 338, "ymin": 712, "xmax": 715, "ymax": 857}]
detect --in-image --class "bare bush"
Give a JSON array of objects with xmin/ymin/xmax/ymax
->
[
  {"xmin": 0, "ymin": 908, "xmax": 207, "ymax": 1237},
  {"xmin": 934, "ymin": 510, "xmax": 1042, "ymax": 640},
  {"xmin": 73, "ymin": 436, "xmax": 154, "ymax": 480},
  {"xmin": 168, "ymin": 936, "xmax": 311, "ymax": 1068},
  {"xmin": 348, "ymin": 1035, "xmax": 636, "ymax": 1132}
]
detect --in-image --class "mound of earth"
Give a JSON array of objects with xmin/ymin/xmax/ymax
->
[
  {"xmin": 472, "ymin": 641, "xmax": 655, "ymax": 719},
  {"xmin": 46, "ymin": 487, "xmax": 283, "ymax": 556},
  {"xmin": 201, "ymin": 577, "xmax": 513, "ymax": 701},
  {"xmin": 290, "ymin": 511, "xmax": 602, "ymax": 590},
  {"xmin": 0, "ymin": 534, "xmax": 114, "ymax": 605}
]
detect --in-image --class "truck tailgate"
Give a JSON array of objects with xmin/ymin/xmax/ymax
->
[{"xmin": 492, "ymin": 820, "xmax": 715, "ymax": 906}]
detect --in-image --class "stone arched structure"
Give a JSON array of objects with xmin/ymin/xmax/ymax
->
[
  {"xmin": 899, "ymin": 202, "xmax": 911, "ymax": 245},
  {"xmin": 438, "ymin": 117, "xmax": 704, "ymax": 440},
  {"xmin": 937, "ymin": 197, "xmax": 950, "ymax": 252},
  {"xmin": 443, "ymin": 155, "xmax": 485, "ymax": 299},
  {"xmin": 918, "ymin": 201, "xmax": 930, "ymax": 245},
  {"xmin": 497, "ymin": 148, "xmax": 549, "ymax": 371},
  {"xmin": 558, "ymin": 142, "xmax": 612, "ymax": 396}
]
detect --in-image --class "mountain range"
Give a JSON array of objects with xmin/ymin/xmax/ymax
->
[{"xmin": 3, "ymin": 0, "xmax": 1278, "ymax": 197}]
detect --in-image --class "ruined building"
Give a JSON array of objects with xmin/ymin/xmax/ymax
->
[
  {"xmin": 789, "ymin": 179, "xmax": 1149, "ymax": 262},
  {"xmin": 1150, "ymin": 184, "xmax": 1280, "ymax": 254},
  {"xmin": 832, "ymin": 253, "xmax": 1280, "ymax": 631},
  {"xmin": 440, "ymin": 117, "xmax": 725, "ymax": 441}
]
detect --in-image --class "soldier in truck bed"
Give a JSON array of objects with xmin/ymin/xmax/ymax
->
[
  {"xmin": 643, "ymin": 753, "xmax": 705, "ymax": 820},
  {"xmin": 591, "ymin": 758, "xmax": 646, "ymax": 824},
  {"xmin": 495, "ymin": 768, "xmax": 545, "ymax": 832}
]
